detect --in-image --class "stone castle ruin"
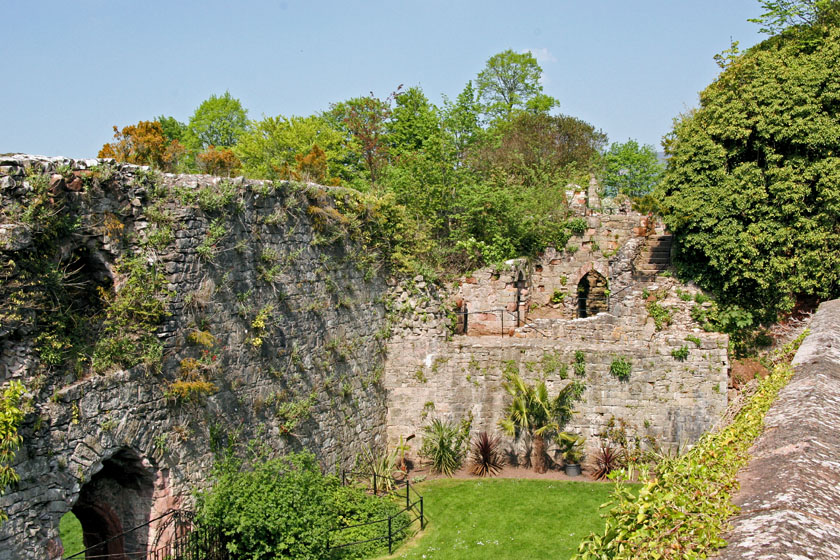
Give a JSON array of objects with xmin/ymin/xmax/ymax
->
[{"xmin": 0, "ymin": 156, "xmax": 727, "ymax": 558}]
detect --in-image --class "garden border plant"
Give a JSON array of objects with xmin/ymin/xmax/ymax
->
[{"xmin": 573, "ymin": 331, "xmax": 808, "ymax": 560}]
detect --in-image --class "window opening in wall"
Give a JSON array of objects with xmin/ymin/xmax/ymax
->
[{"xmin": 514, "ymin": 271, "xmax": 527, "ymax": 326}]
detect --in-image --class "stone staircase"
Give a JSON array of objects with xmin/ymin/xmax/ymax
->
[{"xmin": 633, "ymin": 234, "xmax": 673, "ymax": 279}]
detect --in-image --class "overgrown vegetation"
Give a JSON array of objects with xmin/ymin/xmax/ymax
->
[
  {"xmin": 662, "ymin": 13, "xmax": 840, "ymax": 324},
  {"xmin": 574, "ymin": 332, "xmax": 807, "ymax": 559},
  {"xmin": 608, "ymin": 356, "xmax": 632, "ymax": 381},
  {"xmin": 0, "ymin": 380, "xmax": 27, "ymax": 522},
  {"xmin": 194, "ymin": 451, "xmax": 410, "ymax": 560}
]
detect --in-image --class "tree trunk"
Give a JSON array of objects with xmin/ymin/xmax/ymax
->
[{"xmin": 533, "ymin": 434, "xmax": 547, "ymax": 474}]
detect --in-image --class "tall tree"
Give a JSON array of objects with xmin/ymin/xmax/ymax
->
[
  {"xmin": 602, "ymin": 139, "xmax": 664, "ymax": 198},
  {"xmin": 327, "ymin": 91, "xmax": 399, "ymax": 185},
  {"xmin": 441, "ymin": 81, "xmax": 483, "ymax": 160},
  {"xmin": 661, "ymin": 22, "xmax": 840, "ymax": 319},
  {"xmin": 388, "ymin": 86, "xmax": 441, "ymax": 155},
  {"xmin": 475, "ymin": 49, "xmax": 558, "ymax": 122},
  {"xmin": 185, "ymin": 92, "xmax": 249, "ymax": 150},
  {"xmin": 235, "ymin": 115, "xmax": 346, "ymax": 182}
]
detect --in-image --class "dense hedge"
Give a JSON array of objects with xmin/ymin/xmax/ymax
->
[
  {"xmin": 573, "ymin": 333, "xmax": 806, "ymax": 559},
  {"xmin": 194, "ymin": 452, "xmax": 410, "ymax": 560}
]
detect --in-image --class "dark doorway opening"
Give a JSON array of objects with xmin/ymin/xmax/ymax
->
[
  {"xmin": 577, "ymin": 271, "xmax": 608, "ymax": 318},
  {"xmin": 72, "ymin": 448, "xmax": 154, "ymax": 559}
]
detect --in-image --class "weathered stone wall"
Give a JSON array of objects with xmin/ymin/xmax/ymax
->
[
  {"xmin": 384, "ymin": 259, "xmax": 729, "ymax": 462},
  {"xmin": 715, "ymin": 299, "xmax": 840, "ymax": 559},
  {"xmin": 0, "ymin": 156, "xmax": 389, "ymax": 559}
]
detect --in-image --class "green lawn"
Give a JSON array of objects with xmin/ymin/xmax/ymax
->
[
  {"xmin": 382, "ymin": 478, "xmax": 619, "ymax": 560},
  {"xmin": 60, "ymin": 512, "xmax": 84, "ymax": 557}
]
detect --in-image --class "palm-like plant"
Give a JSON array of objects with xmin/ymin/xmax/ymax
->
[
  {"xmin": 421, "ymin": 418, "xmax": 467, "ymax": 476},
  {"xmin": 498, "ymin": 372, "xmax": 585, "ymax": 473}
]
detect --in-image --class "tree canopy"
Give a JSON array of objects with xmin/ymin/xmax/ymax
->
[
  {"xmin": 661, "ymin": 21, "xmax": 840, "ymax": 319},
  {"xmin": 602, "ymin": 139, "xmax": 664, "ymax": 199},
  {"xmin": 185, "ymin": 91, "xmax": 249, "ymax": 150},
  {"xmin": 475, "ymin": 49, "xmax": 558, "ymax": 122}
]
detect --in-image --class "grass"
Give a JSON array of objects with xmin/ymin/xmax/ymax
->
[
  {"xmin": 60, "ymin": 511, "xmax": 84, "ymax": 557},
  {"xmin": 381, "ymin": 478, "xmax": 623, "ymax": 560}
]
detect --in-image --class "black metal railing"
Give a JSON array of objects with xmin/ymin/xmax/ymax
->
[
  {"xmin": 330, "ymin": 470, "xmax": 425, "ymax": 555},
  {"xmin": 64, "ymin": 509, "xmax": 228, "ymax": 560}
]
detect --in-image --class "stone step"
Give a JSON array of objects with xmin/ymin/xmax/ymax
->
[
  {"xmin": 636, "ymin": 263, "xmax": 670, "ymax": 272},
  {"xmin": 645, "ymin": 241, "xmax": 672, "ymax": 250},
  {"xmin": 642, "ymin": 256, "xmax": 671, "ymax": 264},
  {"xmin": 639, "ymin": 249, "xmax": 671, "ymax": 258}
]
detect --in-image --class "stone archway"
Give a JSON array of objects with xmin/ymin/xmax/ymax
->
[
  {"xmin": 577, "ymin": 270, "xmax": 608, "ymax": 318},
  {"xmin": 71, "ymin": 448, "xmax": 154, "ymax": 559}
]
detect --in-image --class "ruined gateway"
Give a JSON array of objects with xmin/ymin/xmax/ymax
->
[{"xmin": 0, "ymin": 156, "xmax": 727, "ymax": 558}]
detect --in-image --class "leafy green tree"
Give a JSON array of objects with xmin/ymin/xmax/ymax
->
[
  {"xmin": 602, "ymin": 139, "xmax": 664, "ymax": 198},
  {"xmin": 468, "ymin": 112, "xmax": 606, "ymax": 189},
  {"xmin": 441, "ymin": 81, "xmax": 483, "ymax": 160},
  {"xmin": 388, "ymin": 86, "xmax": 441, "ymax": 155},
  {"xmin": 235, "ymin": 115, "xmax": 346, "ymax": 181},
  {"xmin": 499, "ymin": 372, "xmax": 584, "ymax": 473},
  {"xmin": 749, "ymin": 0, "xmax": 840, "ymax": 34},
  {"xmin": 327, "ymin": 91, "xmax": 398, "ymax": 185},
  {"xmin": 661, "ymin": 22, "xmax": 840, "ymax": 320},
  {"xmin": 185, "ymin": 91, "xmax": 249, "ymax": 150},
  {"xmin": 155, "ymin": 115, "xmax": 187, "ymax": 143},
  {"xmin": 475, "ymin": 49, "xmax": 558, "ymax": 122}
]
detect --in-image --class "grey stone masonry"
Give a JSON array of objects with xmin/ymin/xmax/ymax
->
[
  {"xmin": 0, "ymin": 156, "xmax": 389, "ymax": 559},
  {"xmin": 714, "ymin": 299, "xmax": 840, "ymax": 560},
  {"xmin": 384, "ymin": 224, "xmax": 728, "ymax": 463}
]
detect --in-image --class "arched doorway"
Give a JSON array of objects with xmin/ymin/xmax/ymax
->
[
  {"xmin": 577, "ymin": 271, "xmax": 608, "ymax": 318},
  {"xmin": 71, "ymin": 448, "xmax": 154, "ymax": 559}
]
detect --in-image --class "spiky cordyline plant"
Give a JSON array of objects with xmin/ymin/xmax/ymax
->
[
  {"xmin": 593, "ymin": 443, "xmax": 626, "ymax": 481},
  {"xmin": 421, "ymin": 418, "xmax": 467, "ymax": 476},
  {"xmin": 498, "ymin": 372, "xmax": 585, "ymax": 473},
  {"xmin": 469, "ymin": 432, "xmax": 505, "ymax": 477}
]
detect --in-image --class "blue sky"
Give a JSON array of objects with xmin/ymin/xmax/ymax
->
[{"xmin": 1, "ymin": 0, "xmax": 764, "ymax": 159}]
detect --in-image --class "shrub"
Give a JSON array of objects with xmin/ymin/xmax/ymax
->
[
  {"xmin": 567, "ymin": 218, "xmax": 587, "ymax": 235},
  {"xmin": 195, "ymin": 453, "xmax": 334, "ymax": 560},
  {"xmin": 646, "ymin": 301, "xmax": 672, "ymax": 331},
  {"xmin": 469, "ymin": 432, "xmax": 505, "ymax": 477},
  {"xmin": 195, "ymin": 452, "xmax": 410, "ymax": 560},
  {"xmin": 574, "ymin": 350, "xmax": 586, "ymax": 377},
  {"xmin": 421, "ymin": 418, "xmax": 470, "ymax": 476},
  {"xmin": 609, "ymin": 356, "xmax": 632, "ymax": 381}
]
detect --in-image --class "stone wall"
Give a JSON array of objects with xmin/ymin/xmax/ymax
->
[
  {"xmin": 0, "ymin": 156, "xmax": 389, "ymax": 559},
  {"xmin": 715, "ymin": 299, "xmax": 840, "ymax": 559},
  {"xmin": 384, "ymin": 226, "xmax": 729, "ymax": 462}
]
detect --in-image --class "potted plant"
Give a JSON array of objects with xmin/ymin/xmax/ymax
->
[{"xmin": 557, "ymin": 432, "xmax": 586, "ymax": 476}]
